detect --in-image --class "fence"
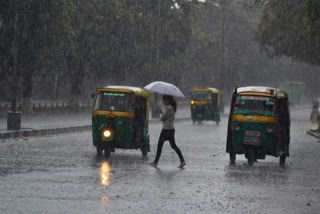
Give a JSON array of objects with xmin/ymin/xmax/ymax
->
[{"xmin": 0, "ymin": 101, "xmax": 93, "ymax": 115}]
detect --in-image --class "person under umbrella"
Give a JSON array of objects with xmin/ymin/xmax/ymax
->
[{"xmin": 148, "ymin": 95, "xmax": 186, "ymax": 168}]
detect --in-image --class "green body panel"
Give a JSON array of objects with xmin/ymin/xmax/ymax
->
[
  {"xmin": 191, "ymin": 105, "xmax": 220, "ymax": 122},
  {"xmin": 92, "ymin": 115, "xmax": 149, "ymax": 149},
  {"xmin": 232, "ymin": 121, "xmax": 276, "ymax": 156},
  {"xmin": 143, "ymin": 122, "xmax": 150, "ymax": 145}
]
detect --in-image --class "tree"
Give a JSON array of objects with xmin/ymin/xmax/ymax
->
[
  {"xmin": 256, "ymin": 0, "xmax": 320, "ymax": 65},
  {"xmin": 0, "ymin": 0, "xmax": 60, "ymax": 112}
]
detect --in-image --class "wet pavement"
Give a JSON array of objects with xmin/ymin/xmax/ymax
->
[{"xmin": 0, "ymin": 106, "xmax": 319, "ymax": 214}]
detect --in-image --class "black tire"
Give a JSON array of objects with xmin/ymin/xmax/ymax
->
[
  {"xmin": 142, "ymin": 150, "xmax": 148, "ymax": 157},
  {"xmin": 104, "ymin": 144, "xmax": 111, "ymax": 159},
  {"xmin": 216, "ymin": 120, "xmax": 219, "ymax": 125},
  {"xmin": 97, "ymin": 145, "xmax": 103, "ymax": 156},
  {"xmin": 192, "ymin": 120, "xmax": 195, "ymax": 125},
  {"xmin": 279, "ymin": 155, "xmax": 286, "ymax": 167},
  {"xmin": 247, "ymin": 147, "xmax": 255, "ymax": 166},
  {"xmin": 230, "ymin": 153, "xmax": 236, "ymax": 165}
]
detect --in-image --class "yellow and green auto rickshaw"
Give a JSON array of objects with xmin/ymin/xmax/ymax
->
[
  {"xmin": 226, "ymin": 86, "xmax": 290, "ymax": 166},
  {"xmin": 190, "ymin": 87, "xmax": 223, "ymax": 125},
  {"xmin": 92, "ymin": 86, "xmax": 150, "ymax": 158}
]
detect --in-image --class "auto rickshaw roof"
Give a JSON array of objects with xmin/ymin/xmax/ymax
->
[
  {"xmin": 236, "ymin": 86, "xmax": 288, "ymax": 98},
  {"xmin": 191, "ymin": 87, "xmax": 221, "ymax": 94},
  {"xmin": 97, "ymin": 85, "xmax": 150, "ymax": 98}
]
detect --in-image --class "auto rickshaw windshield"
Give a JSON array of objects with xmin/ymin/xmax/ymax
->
[
  {"xmin": 191, "ymin": 92, "xmax": 210, "ymax": 101},
  {"xmin": 234, "ymin": 95, "xmax": 275, "ymax": 116},
  {"xmin": 94, "ymin": 92, "xmax": 133, "ymax": 112}
]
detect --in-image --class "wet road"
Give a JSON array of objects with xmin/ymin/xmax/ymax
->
[{"xmin": 0, "ymin": 108, "xmax": 319, "ymax": 214}]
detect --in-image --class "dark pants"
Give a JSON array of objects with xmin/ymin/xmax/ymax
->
[{"xmin": 154, "ymin": 129, "xmax": 185, "ymax": 164}]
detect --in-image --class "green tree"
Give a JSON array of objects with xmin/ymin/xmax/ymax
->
[
  {"xmin": 256, "ymin": 0, "xmax": 320, "ymax": 65},
  {"xmin": 0, "ymin": 0, "xmax": 61, "ymax": 112}
]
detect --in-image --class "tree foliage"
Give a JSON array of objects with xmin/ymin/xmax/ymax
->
[
  {"xmin": 0, "ymin": 0, "xmax": 57, "ymax": 111},
  {"xmin": 256, "ymin": 0, "xmax": 320, "ymax": 65},
  {"xmin": 1, "ymin": 0, "xmax": 319, "ymax": 108}
]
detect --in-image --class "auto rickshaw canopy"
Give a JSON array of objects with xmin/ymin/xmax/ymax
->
[
  {"xmin": 97, "ymin": 85, "xmax": 150, "ymax": 100},
  {"xmin": 235, "ymin": 86, "xmax": 288, "ymax": 99},
  {"xmin": 191, "ymin": 87, "xmax": 221, "ymax": 94}
]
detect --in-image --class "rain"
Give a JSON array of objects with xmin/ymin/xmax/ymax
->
[{"xmin": 0, "ymin": 0, "xmax": 319, "ymax": 213}]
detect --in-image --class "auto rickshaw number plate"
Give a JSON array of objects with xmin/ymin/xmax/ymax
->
[{"xmin": 243, "ymin": 131, "xmax": 261, "ymax": 145}]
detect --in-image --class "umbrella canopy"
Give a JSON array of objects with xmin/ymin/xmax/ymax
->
[{"xmin": 144, "ymin": 81, "xmax": 185, "ymax": 98}]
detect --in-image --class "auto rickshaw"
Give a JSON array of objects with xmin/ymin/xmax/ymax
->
[
  {"xmin": 190, "ymin": 87, "xmax": 223, "ymax": 125},
  {"xmin": 91, "ymin": 86, "xmax": 150, "ymax": 158},
  {"xmin": 226, "ymin": 86, "xmax": 290, "ymax": 166}
]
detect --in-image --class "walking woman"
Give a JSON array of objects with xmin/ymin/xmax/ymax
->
[{"xmin": 148, "ymin": 95, "xmax": 186, "ymax": 168}]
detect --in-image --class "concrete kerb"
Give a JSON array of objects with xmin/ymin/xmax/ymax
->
[{"xmin": 0, "ymin": 125, "xmax": 92, "ymax": 140}]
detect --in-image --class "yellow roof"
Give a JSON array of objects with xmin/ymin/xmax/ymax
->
[
  {"xmin": 97, "ymin": 85, "xmax": 149, "ymax": 98},
  {"xmin": 191, "ymin": 87, "xmax": 221, "ymax": 93}
]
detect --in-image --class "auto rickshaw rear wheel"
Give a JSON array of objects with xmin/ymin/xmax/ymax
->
[
  {"xmin": 279, "ymin": 155, "xmax": 286, "ymax": 166},
  {"xmin": 247, "ymin": 146, "xmax": 255, "ymax": 166},
  {"xmin": 142, "ymin": 150, "xmax": 148, "ymax": 157},
  {"xmin": 229, "ymin": 153, "xmax": 236, "ymax": 165}
]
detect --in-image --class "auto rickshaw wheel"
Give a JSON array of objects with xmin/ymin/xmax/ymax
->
[
  {"xmin": 216, "ymin": 120, "xmax": 219, "ymax": 125},
  {"xmin": 279, "ymin": 155, "xmax": 286, "ymax": 166},
  {"xmin": 247, "ymin": 147, "xmax": 255, "ymax": 166},
  {"xmin": 229, "ymin": 153, "xmax": 236, "ymax": 165},
  {"xmin": 142, "ymin": 150, "xmax": 148, "ymax": 157},
  {"xmin": 104, "ymin": 144, "xmax": 111, "ymax": 159},
  {"xmin": 97, "ymin": 145, "xmax": 103, "ymax": 156}
]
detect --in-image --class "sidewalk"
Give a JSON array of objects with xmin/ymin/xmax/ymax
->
[{"xmin": 0, "ymin": 106, "xmax": 192, "ymax": 139}]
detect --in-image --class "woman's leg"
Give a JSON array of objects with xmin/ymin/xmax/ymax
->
[
  {"xmin": 168, "ymin": 130, "xmax": 185, "ymax": 163},
  {"xmin": 154, "ymin": 130, "xmax": 166, "ymax": 164}
]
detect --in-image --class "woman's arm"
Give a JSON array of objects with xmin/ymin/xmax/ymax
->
[{"xmin": 160, "ymin": 107, "xmax": 169, "ymax": 121}]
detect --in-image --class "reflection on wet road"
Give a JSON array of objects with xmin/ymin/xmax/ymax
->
[{"xmin": 100, "ymin": 161, "xmax": 112, "ymax": 187}]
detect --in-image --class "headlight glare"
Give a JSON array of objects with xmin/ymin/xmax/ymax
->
[{"xmin": 103, "ymin": 130, "xmax": 112, "ymax": 138}]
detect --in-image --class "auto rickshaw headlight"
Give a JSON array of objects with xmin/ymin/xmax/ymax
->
[
  {"xmin": 103, "ymin": 130, "xmax": 112, "ymax": 138},
  {"xmin": 191, "ymin": 100, "xmax": 195, "ymax": 105}
]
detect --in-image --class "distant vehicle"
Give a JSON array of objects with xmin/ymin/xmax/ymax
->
[
  {"xmin": 226, "ymin": 86, "xmax": 290, "ymax": 166},
  {"xmin": 91, "ymin": 86, "xmax": 150, "ymax": 158},
  {"xmin": 190, "ymin": 87, "xmax": 223, "ymax": 125},
  {"xmin": 279, "ymin": 81, "xmax": 305, "ymax": 106}
]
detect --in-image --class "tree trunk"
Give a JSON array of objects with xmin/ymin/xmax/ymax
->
[
  {"xmin": 10, "ymin": 81, "xmax": 17, "ymax": 113},
  {"xmin": 22, "ymin": 72, "xmax": 33, "ymax": 113},
  {"xmin": 67, "ymin": 55, "xmax": 83, "ymax": 111},
  {"xmin": 9, "ymin": 64, "xmax": 18, "ymax": 112}
]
